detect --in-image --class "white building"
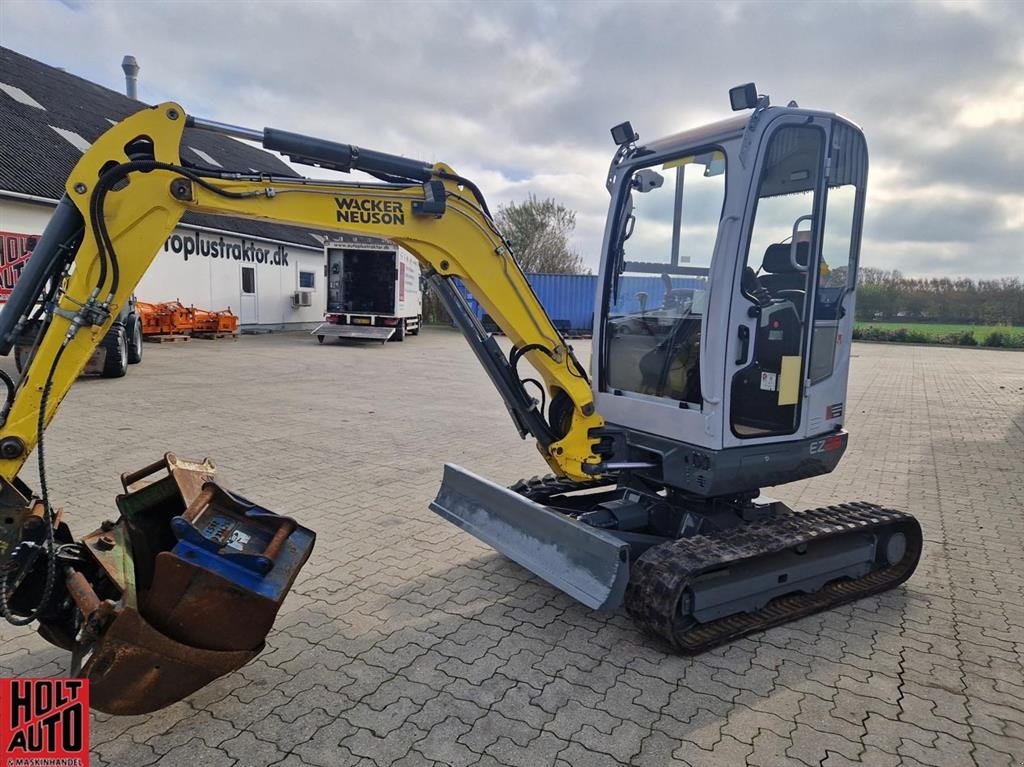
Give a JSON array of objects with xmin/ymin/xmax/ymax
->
[{"xmin": 0, "ymin": 46, "xmax": 330, "ymax": 329}]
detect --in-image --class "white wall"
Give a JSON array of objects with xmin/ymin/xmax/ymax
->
[
  {"xmin": 140, "ymin": 228, "xmax": 325, "ymax": 328},
  {"xmin": 0, "ymin": 197, "xmax": 326, "ymax": 328},
  {"xmin": 0, "ymin": 198, "xmax": 52, "ymax": 234}
]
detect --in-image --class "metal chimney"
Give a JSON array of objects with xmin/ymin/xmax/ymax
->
[{"xmin": 121, "ymin": 55, "xmax": 139, "ymax": 100}]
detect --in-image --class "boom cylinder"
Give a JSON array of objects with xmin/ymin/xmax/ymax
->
[{"xmin": 186, "ymin": 115, "xmax": 434, "ymax": 181}]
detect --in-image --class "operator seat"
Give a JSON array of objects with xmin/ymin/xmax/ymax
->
[
  {"xmin": 759, "ymin": 242, "xmax": 810, "ymax": 314},
  {"xmin": 760, "ymin": 242, "xmax": 809, "ymax": 293}
]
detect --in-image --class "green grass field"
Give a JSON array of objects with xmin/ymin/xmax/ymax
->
[
  {"xmin": 854, "ymin": 321, "xmax": 1024, "ymax": 348},
  {"xmin": 855, "ymin": 322, "xmax": 1017, "ymax": 338}
]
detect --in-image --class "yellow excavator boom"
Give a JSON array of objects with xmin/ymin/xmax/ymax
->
[{"xmin": 0, "ymin": 102, "xmax": 603, "ymax": 484}]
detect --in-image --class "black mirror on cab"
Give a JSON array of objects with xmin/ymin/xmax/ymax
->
[{"xmin": 729, "ymin": 83, "xmax": 758, "ymax": 111}]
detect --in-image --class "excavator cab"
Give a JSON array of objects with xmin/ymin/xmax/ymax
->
[{"xmin": 594, "ymin": 98, "xmax": 867, "ymax": 485}]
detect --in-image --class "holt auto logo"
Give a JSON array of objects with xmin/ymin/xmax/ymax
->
[{"xmin": 1, "ymin": 678, "xmax": 89, "ymax": 767}]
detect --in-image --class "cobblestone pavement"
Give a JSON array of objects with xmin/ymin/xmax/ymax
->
[{"xmin": 2, "ymin": 330, "xmax": 1022, "ymax": 766}]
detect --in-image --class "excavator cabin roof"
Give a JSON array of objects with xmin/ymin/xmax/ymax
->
[{"xmin": 642, "ymin": 113, "xmax": 750, "ymax": 155}]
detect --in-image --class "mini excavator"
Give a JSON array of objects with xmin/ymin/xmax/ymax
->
[{"xmin": 0, "ymin": 84, "xmax": 921, "ymax": 714}]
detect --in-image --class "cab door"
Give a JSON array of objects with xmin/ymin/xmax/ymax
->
[
  {"xmin": 723, "ymin": 116, "xmax": 830, "ymax": 447},
  {"xmin": 803, "ymin": 121, "xmax": 868, "ymax": 437}
]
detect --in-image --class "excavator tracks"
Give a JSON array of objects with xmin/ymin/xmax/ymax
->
[
  {"xmin": 625, "ymin": 502, "xmax": 922, "ymax": 654},
  {"xmin": 508, "ymin": 474, "xmax": 618, "ymax": 503}
]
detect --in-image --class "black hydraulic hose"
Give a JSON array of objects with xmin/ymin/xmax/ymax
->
[
  {"xmin": 436, "ymin": 170, "xmax": 492, "ymax": 218},
  {"xmin": 521, "ymin": 377, "xmax": 546, "ymax": 415},
  {"xmin": 510, "ymin": 343, "xmax": 554, "ymax": 369},
  {"xmin": 0, "ymin": 343, "xmax": 66, "ymax": 626},
  {"xmin": 90, "ymin": 160, "xmax": 257, "ymax": 298},
  {"xmin": 0, "ymin": 368, "xmax": 14, "ymax": 425}
]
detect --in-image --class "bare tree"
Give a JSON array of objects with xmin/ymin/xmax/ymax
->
[{"xmin": 495, "ymin": 195, "xmax": 584, "ymax": 274}]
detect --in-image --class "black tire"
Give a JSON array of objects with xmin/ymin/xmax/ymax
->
[
  {"xmin": 317, "ymin": 335, "xmax": 326, "ymax": 344},
  {"xmin": 392, "ymin": 320, "xmax": 405, "ymax": 342},
  {"xmin": 100, "ymin": 324, "xmax": 128, "ymax": 379},
  {"xmin": 126, "ymin": 317, "xmax": 143, "ymax": 364}
]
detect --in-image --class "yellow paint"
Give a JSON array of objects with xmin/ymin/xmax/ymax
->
[
  {"xmin": 662, "ymin": 156, "xmax": 694, "ymax": 171},
  {"xmin": 0, "ymin": 103, "xmax": 604, "ymax": 483},
  {"xmin": 663, "ymin": 150, "xmax": 724, "ymax": 171},
  {"xmin": 778, "ymin": 356, "xmax": 801, "ymax": 406}
]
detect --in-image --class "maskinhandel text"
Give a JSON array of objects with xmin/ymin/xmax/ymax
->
[{"xmin": 164, "ymin": 233, "xmax": 290, "ymax": 265}]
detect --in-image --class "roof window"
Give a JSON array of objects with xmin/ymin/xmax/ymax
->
[
  {"xmin": 0, "ymin": 82, "xmax": 45, "ymax": 109},
  {"xmin": 188, "ymin": 147, "xmax": 222, "ymax": 167},
  {"xmin": 50, "ymin": 126, "xmax": 92, "ymax": 152}
]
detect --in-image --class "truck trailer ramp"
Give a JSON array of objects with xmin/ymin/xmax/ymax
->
[{"xmin": 312, "ymin": 323, "xmax": 395, "ymax": 344}]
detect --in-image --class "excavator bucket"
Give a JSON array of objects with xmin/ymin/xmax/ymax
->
[
  {"xmin": 82, "ymin": 608, "xmax": 260, "ymax": 715},
  {"xmin": 21, "ymin": 455, "xmax": 315, "ymax": 715},
  {"xmin": 430, "ymin": 464, "xmax": 630, "ymax": 610}
]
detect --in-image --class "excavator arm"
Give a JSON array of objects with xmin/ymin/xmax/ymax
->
[
  {"xmin": 0, "ymin": 104, "xmax": 617, "ymax": 714},
  {"xmin": 0, "ymin": 102, "xmax": 603, "ymax": 484}
]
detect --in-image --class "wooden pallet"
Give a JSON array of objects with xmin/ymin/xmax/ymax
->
[
  {"xmin": 192, "ymin": 331, "xmax": 239, "ymax": 340},
  {"xmin": 143, "ymin": 334, "xmax": 191, "ymax": 343}
]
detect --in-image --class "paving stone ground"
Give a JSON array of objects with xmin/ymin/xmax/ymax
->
[{"xmin": 1, "ymin": 329, "xmax": 1022, "ymax": 766}]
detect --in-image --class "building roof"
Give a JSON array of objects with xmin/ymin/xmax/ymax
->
[{"xmin": 0, "ymin": 46, "xmax": 326, "ymax": 249}]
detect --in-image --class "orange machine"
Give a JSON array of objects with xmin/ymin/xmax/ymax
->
[
  {"xmin": 158, "ymin": 300, "xmax": 194, "ymax": 334},
  {"xmin": 136, "ymin": 301, "xmax": 164, "ymax": 335},
  {"xmin": 192, "ymin": 307, "xmax": 238, "ymax": 334},
  {"xmin": 138, "ymin": 302, "xmax": 238, "ymax": 336}
]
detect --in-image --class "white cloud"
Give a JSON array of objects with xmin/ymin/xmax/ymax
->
[
  {"xmin": 1, "ymin": 0, "xmax": 1021, "ymax": 277},
  {"xmin": 954, "ymin": 81, "xmax": 1024, "ymax": 129}
]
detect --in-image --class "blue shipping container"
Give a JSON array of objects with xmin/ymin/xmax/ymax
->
[{"xmin": 455, "ymin": 273, "xmax": 705, "ymax": 335}]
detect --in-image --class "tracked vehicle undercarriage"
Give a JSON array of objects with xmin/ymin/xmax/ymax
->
[{"xmin": 508, "ymin": 473, "xmax": 921, "ymax": 652}]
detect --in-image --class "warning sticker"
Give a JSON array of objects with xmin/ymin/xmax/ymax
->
[
  {"xmin": 760, "ymin": 372, "xmax": 778, "ymax": 391},
  {"xmin": 227, "ymin": 530, "xmax": 251, "ymax": 551}
]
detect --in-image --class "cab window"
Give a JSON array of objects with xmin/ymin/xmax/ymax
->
[
  {"xmin": 602, "ymin": 148, "xmax": 726, "ymax": 406},
  {"xmin": 730, "ymin": 124, "xmax": 824, "ymax": 437}
]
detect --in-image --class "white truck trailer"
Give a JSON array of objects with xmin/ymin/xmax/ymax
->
[{"xmin": 312, "ymin": 235, "xmax": 422, "ymax": 344}]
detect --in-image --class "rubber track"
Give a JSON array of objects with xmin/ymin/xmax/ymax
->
[
  {"xmin": 625, "ymin": 502, "xmax": 922, "ymax": 654},
  {"xmin": 508, "ymin": 474, "xmax": 617, "ymax": 503}
]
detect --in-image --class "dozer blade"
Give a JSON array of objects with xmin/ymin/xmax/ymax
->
[{"xmin": 430, "ymin": 464, "xmax": 630, "ymax": 610}]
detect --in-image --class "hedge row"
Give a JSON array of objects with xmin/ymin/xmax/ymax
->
[{"xmin": 852, "ymin": 326, "xmax": 1024, "ymax": 348}]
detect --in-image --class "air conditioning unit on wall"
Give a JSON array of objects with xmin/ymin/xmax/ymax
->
[{"xmin": 293, "ymin": 291, "xmax": 312, "ymax": 307}]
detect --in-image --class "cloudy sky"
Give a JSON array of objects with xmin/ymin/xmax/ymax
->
[{"xmin": 2, "ymin": 0, "xmax": 1021, "ymax": 277}]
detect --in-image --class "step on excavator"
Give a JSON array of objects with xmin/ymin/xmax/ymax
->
[{"xmin": 0, "ymin": 84, "xmax": 921, "ymax": 715}]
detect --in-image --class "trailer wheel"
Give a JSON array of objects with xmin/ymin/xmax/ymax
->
[
  {"xmin": 317, "ymin": 335, "xmax": 326, "ymax": 344},
  {"xmin": 392, "ymin": 321, "xmax": 405, "ymax": 342}
]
